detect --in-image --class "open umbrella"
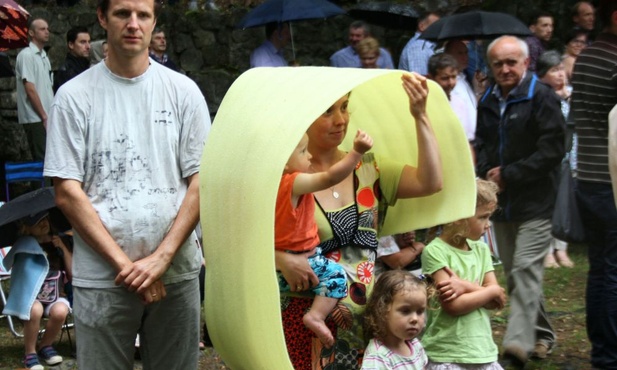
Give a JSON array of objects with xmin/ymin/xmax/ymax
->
[
  {"xmin": 348, "ymin": 2, "xmax": 419, "ymax": 30},
  {"xmin": 0, "ymin": 0, "xmax": 29, "ymax": 51},
  {"xmin": 421, "ymin": 11, "xmax": 531, "ymax": 42},
  {"xmin": 0, "ymin": 187, "xmax": 71, "ymax": 248},
  {"xmin": 236, "ymin": 0, "xmax": 346, "ymax": 60}
]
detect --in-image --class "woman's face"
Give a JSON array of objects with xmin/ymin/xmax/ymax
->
[
  {"xmin": 566, "ymin": 35, "xmax": 587, "ymax": 57},
  {"xmin": 307, "ymin": 95, "xmax": 350, "ymax": 151},
  {"xmin": 541, "ymin": 63, "xmax": 566, "ymax": 90}
]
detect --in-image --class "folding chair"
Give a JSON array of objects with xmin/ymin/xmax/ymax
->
[
  {"xmin": 0, "ymin": 246, "xmax": 74, "ymax": 348},
  {"xmin": 4, "ymin": 161, "xmax": 45, "ymax": 201},
  {"xmin": 0, "ymin": 245, "xmax": 23, "ymax": 337}
]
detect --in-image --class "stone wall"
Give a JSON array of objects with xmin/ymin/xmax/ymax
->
[{"xmin": 0, "ymin": 0, "xmax": 582, "ymax": 162}]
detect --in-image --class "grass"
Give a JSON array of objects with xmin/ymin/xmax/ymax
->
[
  {"xmin": 0, "ymin": 243, "xmax": 592, "ymax": 369},
  {"xmin": 491, "ymin": 242, "xmax": 591, "ymax": 370}
]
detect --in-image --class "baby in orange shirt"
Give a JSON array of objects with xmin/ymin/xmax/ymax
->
[{"xmin": 275, "ymin": 130, "xmax": 372, "ymax": 348}]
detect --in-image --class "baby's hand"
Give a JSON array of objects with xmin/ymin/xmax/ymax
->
[{"xmin": 353, "ymin": 129, "xmax": 373, "ymax": 154}]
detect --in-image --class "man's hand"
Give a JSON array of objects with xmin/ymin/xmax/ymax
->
[
  {"xmin": 139, "ymin": 279, "xmax": 167, "ymax": 305},
  {"xmin": 487, "ymin": 166, "xmax": 505, "ymax": 192},
  {"xmin": 115, "ymin": 252, "xmax": 172, "ymax": 294}
]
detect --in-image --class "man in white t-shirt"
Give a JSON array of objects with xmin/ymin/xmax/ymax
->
[{"xmin": 43, "ymin": 0, "xmax": 210, "ymax": 368}]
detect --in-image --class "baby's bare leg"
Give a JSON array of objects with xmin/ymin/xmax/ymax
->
[{"xmin": 303, "ymin": 296, "xmax": 338, "ymax": 348}]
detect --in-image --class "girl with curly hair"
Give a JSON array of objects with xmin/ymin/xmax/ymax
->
[{"xmin": 362, "ymin": 270, "xmax": 428, "ymax": 369}]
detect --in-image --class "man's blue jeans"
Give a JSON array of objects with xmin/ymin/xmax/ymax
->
[{"xmin": 576, "ymin": 181, "xmax": 617, "ymax": 369}]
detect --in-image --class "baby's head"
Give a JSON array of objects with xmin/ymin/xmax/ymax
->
[
  {"xmin": 363, "ymin": 270, "xmax": 427, "ymax": 343},
  {"xmin": 284, "ymin": 133, "xmax": 312, "ymax": 174}
]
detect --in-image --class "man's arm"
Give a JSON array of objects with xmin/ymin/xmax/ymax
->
[
  {"xmin": 501, "ymin": 89, "xmax": 566, "ymax": 186},
  {"xmin": 23, "ymin": 80, "xmax": 48, "ymax": 127},
  {"xmin": 116, "ymin": 172, "xmax": 201, "ymax": 293},
  {"xmin": 53, "ymin": 178, "xmax": 133, "ymax": 273}
]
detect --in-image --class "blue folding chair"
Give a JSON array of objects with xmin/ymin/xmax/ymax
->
[{"xmin": 4, "ymin": 161, "xmax": 45, "ymax": 201}]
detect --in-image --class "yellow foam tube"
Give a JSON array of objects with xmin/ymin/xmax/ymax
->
[{"xmin": 200, "ymin": 67, "xmax": 476, "ymax": 369}]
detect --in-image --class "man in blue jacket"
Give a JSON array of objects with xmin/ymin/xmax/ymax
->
[{"xmin": 475, "ymin": 35, "xmax": 565, "ymax": 368}]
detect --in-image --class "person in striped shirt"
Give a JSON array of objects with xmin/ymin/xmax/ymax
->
[{"xmin": 570, "ymin": 0, "xmax": 617, "ymax": 368}]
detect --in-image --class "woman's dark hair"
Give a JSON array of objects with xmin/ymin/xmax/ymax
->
[
  {"xmin": 536, "ymin": 50, "xmax": 563, "ymax": 78},
  {"xmin": 363, "ymin": 270, "xmax": 426, "ymax": 342},
  {"xmin": 564, "ymin": 28, "xmax": 589, "ymax": 45}
]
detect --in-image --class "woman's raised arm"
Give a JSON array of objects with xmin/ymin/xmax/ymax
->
[{"xmin": 396, "ymin": 72, "xmax": 443, "ymax": 199}]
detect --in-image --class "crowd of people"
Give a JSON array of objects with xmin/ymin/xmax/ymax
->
[{"xmin": 1, "ymin": 0, "xmax": 617, "ymax": 369}]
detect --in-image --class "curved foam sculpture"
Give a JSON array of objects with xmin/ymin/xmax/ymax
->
[{"xmin": 200, "ymin": 67, "xmax": 476, "ymax": 369}]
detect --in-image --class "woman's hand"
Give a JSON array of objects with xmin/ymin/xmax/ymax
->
[
  {"xmin": 275, "ymin": 250, "xmax": 319, "ymax": 292},
  {"xmin": 401, "ymin": 72, "xmax": 429, "ymax": 119}
]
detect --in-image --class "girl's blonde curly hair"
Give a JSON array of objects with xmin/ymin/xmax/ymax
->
[
  {"xmin": 363, "ymin": 270, "xmax": 427, "ymax": 342},
  {"xmin": 441, "ymin": 179, "xmax": 499, "ymax": 245}
]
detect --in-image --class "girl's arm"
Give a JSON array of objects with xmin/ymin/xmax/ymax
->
[
  {"xmin": 52, "ymin": 235, "xmax": 73, "ymax": 280},
  {"xmin": 396, "ymin": 73, "xmax": 443, "ymax": 199},
  {"xmin": 432, "ymin": 268, "xmax": 504, "ymax": 316},
  {"xmin": 293, "ymin": 130, "xmax": 372, "ymax": 196},
  {"xmin": 481, "ymin": 271, "xmax": 507, "ymax": 310}
]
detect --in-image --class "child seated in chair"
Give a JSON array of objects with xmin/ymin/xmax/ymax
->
[{"xmin": 3, "ymin": 211, "xmax": 72, "ymax": 370}]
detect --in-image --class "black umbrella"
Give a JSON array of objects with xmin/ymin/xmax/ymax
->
[
  {"xmin": 421, "ymin": 11, "xmax": 531, "ymax": 42},
  {"xmin": 349, "ymin": 2, "xmax": 419, "ymax": 30},
  {"xmin": 0, "ymin": 187, "xmax": 71, "ymax": 247}
]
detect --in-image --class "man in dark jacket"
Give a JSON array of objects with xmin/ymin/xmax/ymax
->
[
  {"xmin": 53, "ymin": 26, "xmax": 90, "ymax": 93},
  {"xmin": 475, "ymin": 35, "xmax": 565, "ymax": 368},
  {"xmin": 149, "ymin": 28, "xmax": 179, "ymax": 71}
]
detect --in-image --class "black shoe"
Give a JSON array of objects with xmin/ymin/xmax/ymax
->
[
  {"xmin": 500, "ymin": 346, "xmax": 527, "ymax": 370},
  {"xmin": 499, "ymin": 353, "xmax": 526, "ymax": 369}
]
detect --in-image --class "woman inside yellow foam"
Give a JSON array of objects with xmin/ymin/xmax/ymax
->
[
  {"xmin": 274, "ymin": 72, "xmax": 442, "ymax": 368},
  {"xmin": 201, "ymin": 67, "xmax": 476, "ymax": 370}
]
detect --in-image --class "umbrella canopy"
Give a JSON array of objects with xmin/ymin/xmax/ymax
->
[
  {"xmin": 0, "ymin": 0, "xmax": 29, "ymax": 51},
  {"xmin": 0, "ymin": 187, "xmax": 71, "ymax": 248},
  {"xmin": 421, "ymin": 11, "xmax": 531, "ymax": 42},
  {"xmin": 236, "ymin": 0, "xmax": 345, "ymax": 29},
  {"xmin": 348, "ymin": 2, "xmax": 419, "ymax": 30}
]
